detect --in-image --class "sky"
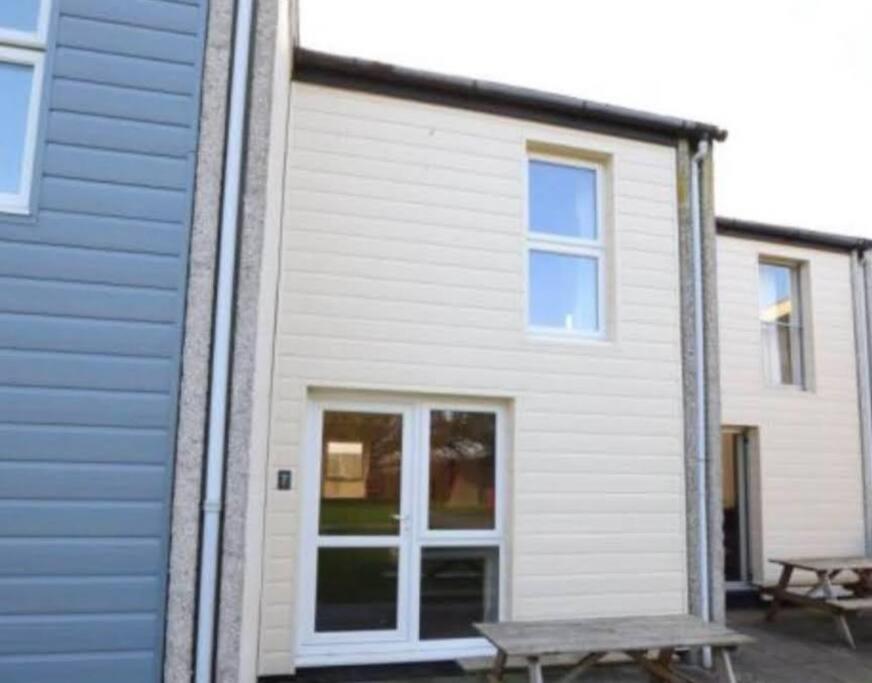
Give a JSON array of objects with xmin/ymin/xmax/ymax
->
[{"xmin": 300, "ymin": 0, "xmax": 872, "ymax": 238}]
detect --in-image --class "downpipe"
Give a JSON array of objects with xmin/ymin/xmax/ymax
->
[
  {"xmin": 690, "ymin": 139, "xmax": 712, "ymax": 668},
  {"xmin": 193, "ymin": 0, "xmax": 255, "ymax": 681}
]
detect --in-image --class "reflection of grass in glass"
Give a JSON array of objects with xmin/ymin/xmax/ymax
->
[
  {"xmin": 429, "ymin": 506, "xmax": 494, "ymax": 530},
  {"xmin": 320, "ymin": 499, "xmax": 398, "ymax": 535}
]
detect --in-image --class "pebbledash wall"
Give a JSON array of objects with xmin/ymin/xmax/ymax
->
[
  {"xmin": 717, "ymin": 232, "xmax": 867, "ymax": 582},
  {"xmin": 0, "ymin": 2, "xmax": 209, "ymax": 683},
  {"xmin": 257, "ymin": 80, "xmax": 697, "ymax": 674}
]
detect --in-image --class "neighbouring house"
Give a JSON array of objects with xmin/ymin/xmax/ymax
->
[{"xmin": 2, "ymin": 3, "xmax": 872, "ymax": 683}]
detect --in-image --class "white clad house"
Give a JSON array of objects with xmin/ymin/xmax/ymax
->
[
  {"xmin": 246, "ymin": 47, "xmax": 727, "ymax": 676},
  {"xmin": 715, "ymin": 220, "xmax": 872, "ymax": 589}
]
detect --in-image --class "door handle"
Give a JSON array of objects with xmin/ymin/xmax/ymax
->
[{"xmin": 390, "ymin": 514, "xmax": 408, "ymax": 521}]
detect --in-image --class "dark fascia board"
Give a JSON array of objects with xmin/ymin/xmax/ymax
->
[
  {"xmin": 293, "ymin": 48, "xmax": 728, "ymax": 147},
  {"xmin": 717, "ymin": 217, "xmax": 870, "ymax": 252}
]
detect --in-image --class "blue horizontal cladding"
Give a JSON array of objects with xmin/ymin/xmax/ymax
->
[
  {"xmin": 41, "ymin": 177, "xmax": 190, "ymax": 223},
  {"xmin": 0, "ymin": 239, "xmax": 182, "ymax": 288},
  {"xmin": 0, "ymin": 425, "xmax": 168, "ymax": 464},
  {"xmin": 47, "ymin": 111, "xmax": 194, "ymax": 156},
  {"xmin": 0, "ymin": 462, "xmax": 167, "ymax": 501},
  {"xmin": 0, "ymin": 349, "xmax": 174, "ymax": 391},
  {"xmin": 57, "ymin": 15, "xmax": 199, "ymax": 64},
  {"xmin": 0, "ymin": 0, "xmax": 209, "ymax": 679},
  {"xmin": 0, "ymin": 314, "xmax": 177, "ymax": 357},
  {"xmin": 53, "ymin": 47, "xmax": 196, "ymax": 95},
  {"xmin": 0, "ymin": 538, "xmax": 163, "ymax": 576},
  {"xmin": 62, "ymin": 0, "xmax": 201, "ymax": 34},
  {"xmin": 0, "ymin": 652, "xmax": 154, "ymax": 683},
  {"xmin": 0, "ymin": 211, "xmax": 184, "ymax": 255},
  {"xmin": 51, "ymin": 80, "xmax": 195, "ymax": 128},
  {"xmin": 0, "ymin": 501, "xmax": 165, "ymax": 536},
  {"xmin": 0, "ymin": 387, "xmax": 171, "ymax": 428},
  {"xmin": 0, "ymin": 576, "xmax": 159, "ymax": 614},
  {"xmin": 0, "ymin": 614, "xmax": 157, "ymax": 655},
  {"xmin": 0, "ymin": 276, "xmax": 179, "ymax": 322}
]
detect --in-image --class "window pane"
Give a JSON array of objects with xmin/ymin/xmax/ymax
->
[
  {"xmin": 529, "ymin": 250, "xmax": 598, "ymax": 331},
  {"xmin": 429, "ymin": 410, "xmax": 496, "ymax": 530},
  {"xmin": 315, "ymin": 548, "xmax": 398, "ymax": 632},
  {"xmin": 529, "ymin": 160, "xmax": 597, "ymax": 239},
  {"xmin": 762, "ymin": 323, "xmax": 802, "ymax": 385},
  {"xmin": 0, "ymin": 0, "xmax": 42, "ymax": 33},
  {"xmin": 319, "ymin": 411, "xmax": 402, "ymax": 536},
  {"xmin": 419, "ymin": 547, "xmax": 499, "ymax": 640},
  {"xmin": 0, "ymin": 61, "xmax": 34, "ymax": 195},
  {"xmin": 759, "ymin": 263, "xmax": 795, "ymax": 324}
]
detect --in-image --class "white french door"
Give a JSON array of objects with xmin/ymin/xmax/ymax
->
[{"xmin": 297, "ymin": 396, "xmax": 505, "ymax": 666}]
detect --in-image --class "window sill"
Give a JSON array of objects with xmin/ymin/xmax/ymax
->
[{"xmin": 526, "ymin": 327, "xmax": 611, "ymax": 346}]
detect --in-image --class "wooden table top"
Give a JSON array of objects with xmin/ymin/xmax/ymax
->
[
  {"xmin": 772, "ymin": 557, "xmax": 872, "ymax": 573},
  {"xmin": 475, "ymin": 614, "xmax": 752, "ymax": 657}
]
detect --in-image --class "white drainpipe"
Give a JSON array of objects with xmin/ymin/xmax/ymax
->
[
  {"xmin": 690, "ymin": 139, "xmax": 711, "ymax": 665},
  {"xmin": 193, "ymin": 1, "xmax": 255, "ymax": 681}
]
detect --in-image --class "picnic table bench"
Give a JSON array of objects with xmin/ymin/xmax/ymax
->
[
  {"xmin": 761, "ymin": 556, "xmax": 872, "ymax": 648},
  {"xmin": 475, "ymin": 614, "xmax": 752, "ymax": 683}
]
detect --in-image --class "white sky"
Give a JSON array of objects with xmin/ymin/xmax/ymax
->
[{"xmin": 300, "ymin": 0, "xmax": 872, "ymax": 238}]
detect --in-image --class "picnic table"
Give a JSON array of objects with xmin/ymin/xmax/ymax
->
[
  {"xmin": 762, "ymin": 556, "xmax": 872, "ymax": 648},
  {"xmin": 475, "ymin": 614, "xmax": 752, "ymax": 683}
]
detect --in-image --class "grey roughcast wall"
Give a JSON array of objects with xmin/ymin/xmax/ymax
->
[{"xmin": 0, "ymin": 2, "xmax": 210, "ymax": 682}]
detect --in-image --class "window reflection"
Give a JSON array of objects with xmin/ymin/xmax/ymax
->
[
  {"xmin": 320, "ymin": 411, "xmax": 402, "ymax": 536},
  {"xmin": 429, "ymin": 410, "xmax": 496, "ymax": 530}
]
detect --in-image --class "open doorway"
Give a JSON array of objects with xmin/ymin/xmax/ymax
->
[{"xmin": 722, "ymin": 428, "xmax": 755, "ymax": 592}]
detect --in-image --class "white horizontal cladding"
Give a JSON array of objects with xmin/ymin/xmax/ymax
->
[
  {"xmin": 717, "ymin": 235, "xmax": 866, "ymax": 583},
  {"xmin": 257, "ymin": 82, "xmax": 688, "ymax": 675}
]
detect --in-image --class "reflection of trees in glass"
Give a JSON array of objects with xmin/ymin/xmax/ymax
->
[
  {"xmin": 320, "ymin": 411, "xmax": 402, "ymax": 535},
  {"xmin": 429, "ymin": 411, "xmax": 496, "ymax": 530}
]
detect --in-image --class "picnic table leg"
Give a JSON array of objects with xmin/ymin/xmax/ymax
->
[
  {"xmin": 487, "ymin": 649, "xmax": 507, "ymax": 683},
  {"xmin": 820, "ymin": 570, "xmax": 857, "ymax": 649},
  {"xmin": 527, "ymin": 656, "xmax": 544, "ymax": 683},
  {"xmin": 766, "ymin": 564, "xmax": 793, "ymax": 622},
  {"xmin": 716, "ymin": 649, "xmax": 737, "ymax": 683}
]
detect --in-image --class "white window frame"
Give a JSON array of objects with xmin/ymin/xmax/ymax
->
[
  {"xmin": 526, "ymin": 153, "xmax": 607, "ymax": 339},
  {"xmin": 759, "ymin": 259, "xmax": 805, "ymax": 388},
  {"xmin": 0, "ymin": 0, "xmax": 50, "ymax": 215}
]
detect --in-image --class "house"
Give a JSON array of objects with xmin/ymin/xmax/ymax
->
[
  {"xmin": 1, "ymin": 2, "xmax": 871, "ymax": 683},
  {"xmin": 714, "ymin": 219, "xmax": 872, "ymax": 588}
]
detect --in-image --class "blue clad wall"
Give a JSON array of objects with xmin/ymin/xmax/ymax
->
[{"xmin": 0, "ymin": 1, "xmax": 209, "ymax": 682}]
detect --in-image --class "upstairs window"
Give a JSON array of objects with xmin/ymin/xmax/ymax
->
[
  {"xmin": 759, "ymin": 261, "xmax": 804, "ymax": 387},
  {"xmin": 0, "ymin": 0, "xmax": 49, "ymax": 215},
  {"xmin": 527, "ymin": 157, "xmax": 605, "ymax": 336}
]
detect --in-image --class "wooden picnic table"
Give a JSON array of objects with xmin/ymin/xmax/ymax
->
[
  {"xmin": 475, "ymin": 614, "xmax": 752, "ymax": 683},
  {"xmin": 762, "ymin": 557, "xmax": 872, "ymax": 648}
]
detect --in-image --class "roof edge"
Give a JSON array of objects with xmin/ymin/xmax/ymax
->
[
  {"xmin": 293, "ymin": 48, "xmax": 728, "ymax": 146},
  {"xmin": 717, "ymin": 217, "xmax": 870, "ymax": 252}
]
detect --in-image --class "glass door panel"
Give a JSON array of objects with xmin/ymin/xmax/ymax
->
[
  {"xmin": 313, "ymin": 408, "xmax": 409, "ymax": 639},
  {"xmin": 320, "ymin": 410, "xmax": 402, "ymax": 536},
  {"xmin": 428, "ymin": 410, "xmax": 496, "ymax": 530}
]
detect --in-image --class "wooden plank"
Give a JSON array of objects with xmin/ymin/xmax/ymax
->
[
  {"xmin": 772, "ymin": 557, "xmax": 872, "ymax": 572},
  {"xmin": 475, "ymin": 615, "xmax": 752, "ymax": 657}
]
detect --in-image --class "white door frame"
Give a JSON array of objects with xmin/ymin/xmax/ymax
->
[{"xmin": 296, "ymin": 394, "xmax": 506, "ymax": 666}]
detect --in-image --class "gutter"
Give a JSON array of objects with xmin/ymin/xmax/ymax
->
[
  {"xmin": 193, "ymin": 0, "xmax": 254, "ymax": 681},
  {"xmin": 717, "ymin": 217, "xmax": 870, "ymax": 252},
  {"xmin": 294, "ymin": 48, "xmax": 727, "ymax": 146},
  {"xmin": 690, "ymin": 140, "xmax": 712, "ymax": 666}
]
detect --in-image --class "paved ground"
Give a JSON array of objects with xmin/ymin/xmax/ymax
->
[{"xmin": 288, "ymin": 608, "xmax": 872, "ymax": 682}]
